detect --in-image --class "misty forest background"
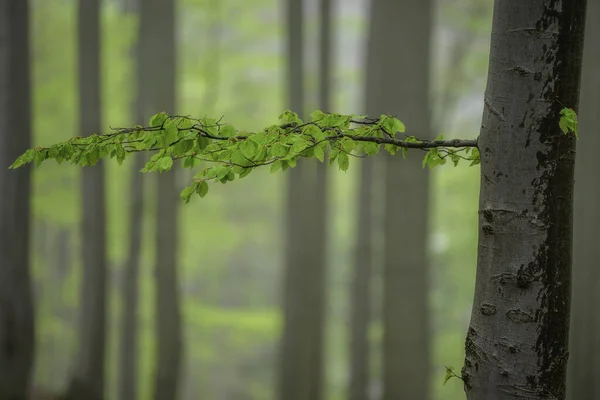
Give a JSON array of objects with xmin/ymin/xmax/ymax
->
[{"xmin": 10, "ymin": 0, "xmax": 599, "ymax": 399}]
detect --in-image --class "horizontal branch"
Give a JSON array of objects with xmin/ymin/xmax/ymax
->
[
  {"xmin": 341, "ymin": 134, "xmax": 477, "ymax": 149},
  {"xmin": 10, "ymin": 110, "xmax": 481, "ymax": 202}
]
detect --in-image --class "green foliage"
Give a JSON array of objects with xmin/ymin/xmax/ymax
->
[
  {"xmin": 11, "ymin": 110, "xmax": 479, "ymax": 202},
  {"xmin": 559, "ymin": 108, "xmax": 578, "ymax": 138},
  {"xmin": 443, "ymin": 366, "xmax": 459, "ymax": 385}
]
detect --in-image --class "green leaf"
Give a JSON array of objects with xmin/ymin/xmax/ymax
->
[
  {"xmin": 86, "ymin": 147, "xmax": 100, "ymax": 166},
  {"xmin": 469, "ymin": 148, "xmax": 481, "ymax": 166},
  {"xmin": 279, "ymin": 110, "xmax": 303, "ymax": 124},
  {"xmin": 285, "ymin": 157, "xmax": 297, "ymax": 168},
  {"xmin": 115, "ymin": 145, "xmax": 127, "ymax": 165},
  {"xmin": 162, "ymin": 120, "xmax": 178, "ymax": 147},
  {"xmin": 196, "ymin": 180, "xmax": 209, "ymax": 198},
  {"xmin": 341, "ymin": 138, "xmax": 356, "ymax": 153},
  {"xmin": 559, "ymin": 108, "xmax": 578, "ymax": 138},
  {"xmin": 195, "ymin": 136, "xmax": 210, "ymax": 151},
  {"xmin": 34, "ymin": 149, "xmax": 47, "ymax": 167},
  {"xmin": 270, "ymin": 160, "xmax": 282, "ymax": 173},
  {"xmin": 443, "ymin": 366, "xmax": 456, "ymax": 386},
  {"xmin": 328, "ymin": 148, "xmax": 339, "ymax": 165},
  {"xmin": 220, "ymin": 124, "xmax": 236, "ymax": 137},
  {"xmin": 338, "ymin": 151, "xmax": 349, "ymax": 172},
  {"xmin": 180, "ymin": 186, "xmax": 195, "ymax": 203},
  {"xmin": 271, "ymin": 143, "xmax": 287, "ymax": 157},
  {"xmin": 422, "ymin": 148, "xmax": 445, "ymax": 169},
  {"xmin": 183, "ymin": 155, "xmax": 199, "ymax": 168},
  {"xmin": 149, "ymin": 112, "xmax": 169, "ymax": 127},
  {"xmin": 159, "ymin": 156, "xmax": 173, "ymax": 171},
  {"xmin": 10, "ymin": 149, "xmax": 35, "ymax": 169},
  {"xmin": 384, "ymin": 144, "xmax": 399, "ymax": 156},
  {"xmin": 239, "ymin": 167, "xmax": 252, "ymax": 178},
  {"xmin": 214, "ymin": 166, "xmax": 230, "ymax": 180},
  {"xmin": 380, "ymin": 115, "xmax": 406, "ymax": 136},
  {"xmin": 314, "ymin": 146, "xmax": 325, "ymax": 162},
  {"xmin": 321, "ymin": 113, "xmax": 351, "ymax": 128},
  {"xmin": 240, "ymin": 140, "xmax": 257, "ymax": 159},
  {"xmin": 310, "ymin": 110, "xmax": 326, "ymax": 121},
  {"xmin": 449, "ymin": 151, "xmax": 461, "ymax": 167},
  {"xmin": 303, "ymin": 124, "xmax": 327, "ymax": 142},
  {"xmin": 290, "ymin": 137, "xmax": 311, "ymax": 154},
  {"xmin": 363, "ymin": 142, "xmax": 380, "ymax": 156},
  {"xmin": 173, "ymin": 139, "xmax": 193, "ymax": 155}
]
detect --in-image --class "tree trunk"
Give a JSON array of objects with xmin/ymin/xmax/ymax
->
[
  {"xmin": 138, "ymin": 1, "xmax": 183, "ymax": 399},
  {"xmin": 67, "ymin": 1, "xmax": 108, "ymax": 399},
  {"xmin": 118, "ymin": 2, "xmax": 144, "ymax": 399},
  {"xmin": 118, "ymin": 153, "xmax": 144, "ymax": 400},
  {"xmin": 278, "ymin": 0, "xmax": 327, "ymax": 398},
  {"xmin": 348, "ymin": 157, "xmax": 374, "ymax": 400},
  {"xmin": 567, "ymin": 1, "xmax": 600, "ymax": 398},
  {"xmin": 463, "ymin": 2, "xmax": 586, "ymax": 399},
  {"xmin": 363, "ymin": 0, "xmax": 432, "ymax": 399},
  {"xmin": 0, "ymin": 1, "xmax": 35, "ymax": 398}
]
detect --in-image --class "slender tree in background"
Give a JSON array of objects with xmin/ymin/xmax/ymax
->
[
  {"xmin": 348, "ymin": 159, "xmax": 375, "ymax": 400},
  {"xmin": 140, "ymin": 0, "xmax": 183, "ymax": 399},
  {"xmin": 66, "ymin": 1, "xmax": 108, "ymax": 399},
  {"xmin": 0, "ymin": 0, "xmax": 35, "ymax": 398},
  {"xmin": 118, "ymin": 1, "xmax": 144, "ymax": 399},
  {"xmin": 361, "ymin": 0, "xmax": 433, "ymax": 398},
  {"xmin": 462, "ymin": 2, "xmax": 586, "ymax": 399},
  {"xmin": 348, "ymin": 2, "xmax": 379, "ymax": 398},
  {"xmin": 307, "ymin": 0, "xmax": 331, "ymax": 394},
  {"xmin": 278, "ymin": 0, "xmax": 327, "ymax": 398},
  {"xmin": 568, "ymin": 1, "xmax": 600, "ymax": 399}
]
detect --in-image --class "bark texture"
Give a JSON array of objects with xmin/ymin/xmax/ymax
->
[
  {"xmin": 364, "ymin": 0, "xmax": 432, "ymax": 399},
  {"xmin": 139, "ymin": 1, "xmax": 183, "ymax": 399},
  {"xmin": 278, "ymin": 0, "xmax": 327, "ymax": 398},
  {"xmin": 0, "ymin": 1, "xmax": 35, "ymax": 398},
  {"xmin": 463, "ymin": 2, "xmax": 586, "ymax": 399},
  {"xmin": 567, "ymin": 0, "xmax": 600, "ymax": 398},
  {"xmin": 67, "ymin": 1, "xmax": 108, "ymax": 399}
]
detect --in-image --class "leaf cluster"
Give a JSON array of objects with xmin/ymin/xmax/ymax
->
[
  {"xmin": 10, "ymin": 110, "xmax": 479, "ymax": 202},
  {"xmin": 559, "ymin": 108, "xmax": 578, "ymax": 138}
]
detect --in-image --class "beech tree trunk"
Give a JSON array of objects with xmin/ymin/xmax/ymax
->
[
  {"xmin": 0, "ymin": 1, "xmax": 35, "ymax": 398},
  {"xmin": 463, "ymin": 2, "xmax": 586, "ymax": 399},
  {"xmin": 567, "ymin": 1, "xmax": 600, "ymax": 398},
  {"xmin": 278, "ymin": 0, "xmax": 327, "ymax": 398},
  {"xmin": 138, "ymin": 1, "xmax": 183, "ymax": 399},
  {"xmin": 364, "ymin": 0, "xmax": 432, "ymax": 399},
  {"xmin": 67, "ymin": 1, "xmax": 108, "ymax": 398}
]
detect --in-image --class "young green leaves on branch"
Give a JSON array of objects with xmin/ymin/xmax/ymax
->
[{"xmin": 10, "ymin": 110, "xmax": 478, "ymax": 202}]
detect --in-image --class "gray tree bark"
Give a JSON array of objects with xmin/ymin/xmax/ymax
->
[
  {"xmin": 567, "ymin": 0, "xmax": 600, "ymax": 399},
  {"xmin": 363, "ymin": 0, "xmax": 433, "ymax": 399},
  {"xmin": 67, "ymin": 1, "xmax": 108, "ymax": 399},
  {"xmin": 138, "ymin": 1, "xmax": 183, "ymax": 399},
  {"xmin": 463, "ymin": 2, "xmax": 586, "ymax": 399},
  {"xmin": 278, "ymin": 0, "xmax": 327, "ymax": 398},
  {"xmin": 118, "ymin": 2, "xmax": 144, "ymax": 399},
  {"xmin": 0, "ymin": 0, "xmax": 35, "ymax": 398}
]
